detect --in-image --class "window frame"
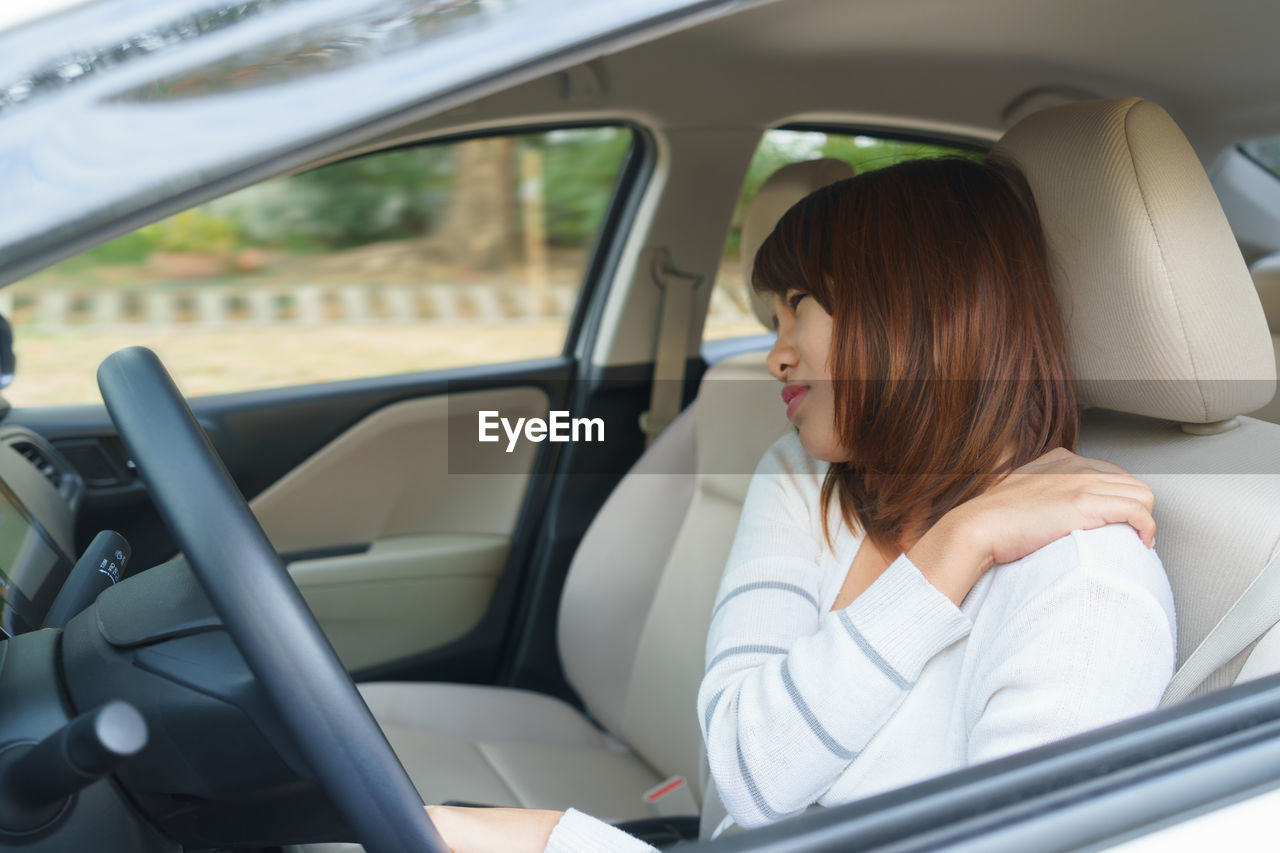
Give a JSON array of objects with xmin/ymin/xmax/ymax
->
[{"xmin": 9, "ymin": 119, "xmax": 652, "ymax": 404}]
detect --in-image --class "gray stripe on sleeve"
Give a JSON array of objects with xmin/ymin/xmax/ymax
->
[
  {"xmin": 737, "ymin": 728, "xmax": 785, "ymax": 822},
  {"xmin": 780, "ymin": 657, "xmax": 856, "ymax": 760},
  {"xmin": 712, "ymin": 581, "xmax": 819, "ymax": 619},
  {"xmin": 703, "ymin": 687, "xmax": 726, "ymax": 734},
  {"xmin": 837, "ymin": 609, "xmax": 911, "ymax": 690},
  {"xmin": 707, "ymin": 644, "xmax": 788, "ymax": 671}
]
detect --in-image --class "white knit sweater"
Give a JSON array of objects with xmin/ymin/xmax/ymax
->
[{"xmin": 696, "ymin": 432, "xmax": 1178, "ymax": 829}]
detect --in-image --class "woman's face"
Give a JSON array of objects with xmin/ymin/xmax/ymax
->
[{"xmin": 766, "ymin": 289, "xmax": 849, "ymax": 462}]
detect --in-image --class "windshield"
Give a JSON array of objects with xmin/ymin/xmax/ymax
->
[{"xmin": 0, "ymin": 0, "xmax": 774, "ymax": 287}]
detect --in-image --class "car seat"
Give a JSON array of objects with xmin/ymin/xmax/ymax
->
[
  {"xmin": 291, "ymin": 161, "xmax": 859, "ymax": 852},
  {"xmin": 991, "ymin": 97, "xmax": 1280, "ymax": 702}
]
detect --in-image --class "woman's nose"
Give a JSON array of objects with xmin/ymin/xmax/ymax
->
[{"xmin": 767, "ymin": 333, "xmax": 796, "ymax": 380}]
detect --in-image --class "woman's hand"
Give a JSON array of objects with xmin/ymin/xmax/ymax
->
[
  {"xmin": 425, "ymin": 805, "xmax": 563, "ymax": 853},
  {"xmin": 907, "ymin": 448, "xmax": 1156, "ymax": 605}
]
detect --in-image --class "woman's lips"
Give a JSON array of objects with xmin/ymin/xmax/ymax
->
[{"xmin": 781, "ymin": 384, "xmax": 809, "ymax": 419}]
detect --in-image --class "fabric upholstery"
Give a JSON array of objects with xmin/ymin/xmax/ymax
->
[
  {"xmin": 993, "ymin": 97, "xmax": 1275, "ymax": 423},
  {"xmin": 992, "ymin": 98, "xmax": 1280, "ymax": 700},
  {"xmin": 312, "ymin": 358, "xmax": 787, "ymax": 841},
  {"xmin": 617, "ymin": 353, "xmax": 790, "ymax": 792},
  {"xmin": 557, "ymin": 404, "xmax": 698, "ymax": 735},
  {"xmin": 1076, "ymin": 408, "xmax": 1280, "ymax": 689}
]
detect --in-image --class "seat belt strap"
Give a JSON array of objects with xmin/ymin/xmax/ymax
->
[
  {"xmin": 639, "ymin": 248, "xmax": 701, "ymax": 447},
  {"xmin": 1162, "ymin": 546, "xmax": 1280, "ymax": 706}
]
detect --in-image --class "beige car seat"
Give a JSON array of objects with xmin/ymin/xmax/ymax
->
[
  {"xmin": 992, "ymin": 98, "xmax": 1280, "ymax": 701},
  {"xmin": 1249, "ymin": 253, "xmax": 1280, "ymax": 424}
]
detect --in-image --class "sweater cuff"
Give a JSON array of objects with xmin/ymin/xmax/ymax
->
[
  {"xmin": 544, "ymin": 809, "xmax": 656, "ymax": 853},
  {"xmin": 838, "ymin": 552, "xmax": 972, "ymax": 682}
]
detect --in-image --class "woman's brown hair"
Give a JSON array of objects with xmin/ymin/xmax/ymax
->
[{"xmin": 752, "ymin": 155, "xmax": 1078, "ymax": 552}]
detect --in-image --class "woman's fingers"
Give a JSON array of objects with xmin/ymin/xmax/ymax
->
[
  {"xmin": 1077, "ymin": 455, "xmax": 1132, "ymax": 476},
  {"xmin": 1021, "ymin": 447, "xmax": 1131, "ymax": 477},
  {"xmin": 1080, "ymin": 492, "xmax": 1157, "ymax": 547},
  {"xmin": 1084, "ymin": 477, "xmax": 1155, "ymax": 508}
]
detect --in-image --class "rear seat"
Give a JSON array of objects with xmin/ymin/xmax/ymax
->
[{"xmin": 1251, "ymin": 253, "xmax": 1280, "ymax": 423}]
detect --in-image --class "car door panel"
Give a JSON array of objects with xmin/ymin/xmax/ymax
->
[
  {"xmin": 10, "ymin": 360, "xmax": 571, "ymax": 679},
  {"xmin": 288, "ymin": 532, "xmax": 510, "ymax": 671},
  {"xmin": 251, "ymin": 386, "xmax": 548, "ymax": 669}
]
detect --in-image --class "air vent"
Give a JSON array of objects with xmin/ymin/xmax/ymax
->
[{"xmin": 11, "ymin": 440, "xmax": 61, "ymax": 489}]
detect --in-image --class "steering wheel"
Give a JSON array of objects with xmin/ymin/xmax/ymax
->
[{"xmin": 97, "ymin": 346, "xmax": 445, "ymax": 853}]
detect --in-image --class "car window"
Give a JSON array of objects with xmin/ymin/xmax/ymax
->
[
  {"xmin": 3, "ymin": 126, "xmax": 633, "ymax": 406},
  {"xmin": 704, "ymin": 128, "xmax": 984, "ymax": 342},
  {"xmin": 1241, "ymin": 136, "xmax": 1280, "ymax": 179}
]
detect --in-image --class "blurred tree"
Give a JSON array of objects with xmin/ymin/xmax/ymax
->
[
  {"xmin": 437, "ymin": 136, "xmax": 517, "ymax": 271},
  {"xmin": 276, "ymin": 145, "xmax": 456, "ymax": 248},
  {"xmin": 539, "ymin": 128, "xmax": 632, "ymax": 246}
]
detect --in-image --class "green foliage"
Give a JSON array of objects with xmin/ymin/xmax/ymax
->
[
  {"xmin": 818, "ymin": 135, "xmax": 982, "ymax": 172},
  {"xmin": 210, "ymin": 127, "xmax": 630, "ymax": 251},
  {"xmin": 268, "ymin": 145, "xmax": 456, "ymax": 248},
  {"xmin": 77, "ymin": 230, "xmax": 152, "ymax": 265},
  {"xmin": 42, "ymin": 209, "xmax": 240, "ymax": 277},
  {"xmin": 140, "ymin": 208, "xmax": 241, "ymax": 253},
  {"xmin": 537, "ymin": 128, "xmax": 632, "ymax": 247}
]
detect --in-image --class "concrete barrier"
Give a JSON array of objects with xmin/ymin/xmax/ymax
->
[{"xmin": 6, "ymin": 281, "xmax": 753, "ymax": 330}]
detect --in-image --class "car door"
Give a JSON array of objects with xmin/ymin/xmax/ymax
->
[{"xmin": 3, "ymin": 123, "xmax": 651, "ymax": 684}]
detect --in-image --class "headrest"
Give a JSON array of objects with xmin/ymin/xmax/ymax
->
[
  {"xmin": 741, "ymin": 158, "xmax": 856, "ymax": 329},
  {"xmin": 1254, "ymin": 253, "xmax": 1280, "ymax": 335},
  {"xmin": 992, "ymin": 97, "xmax": 1275, "ymax": 424},
  {"xmin": 695, "ymin": 351, "xmax": 791, "ymax": 498}
]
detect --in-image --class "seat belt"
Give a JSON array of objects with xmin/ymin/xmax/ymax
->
[
  {"xmin": 639, "ymin": 248, "xmax": 702, "ymax": 447},
  {"xmin": 1162, "ymin": 546, "xmax": 1280, "ymax": 706}
]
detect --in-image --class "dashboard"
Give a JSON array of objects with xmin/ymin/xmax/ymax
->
[{"xmin": 0, "ymin": 425, "xmax": 82, "ymax": 636}]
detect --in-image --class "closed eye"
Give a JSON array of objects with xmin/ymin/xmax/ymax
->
[{"xmin": 787, "ymin": 291, "xmax": 807, "ymax": 310}]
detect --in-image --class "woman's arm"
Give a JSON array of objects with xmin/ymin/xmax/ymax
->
[
  {"xmin": 698, "ymin": 438, "xmax": 972, "ymax": 828},
  {"xmin": 700, "ymin": 443, "xmax": 1161, "ymax": 829}
]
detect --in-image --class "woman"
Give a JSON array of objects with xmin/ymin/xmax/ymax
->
[
  {"xmin": 700, "ymin": 155, "xmax": 1174, "ymax": 829},
  {"xmin": 426, "ymin": 157, "xmax": 1174, "ymax": 851}
]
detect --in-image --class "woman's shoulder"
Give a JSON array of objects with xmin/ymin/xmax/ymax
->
[
  {"xmin": 985, "ymin": 524, "xmax": 1174, "ymax": 621},
  {"xmin": 745, "ymin": 431, "xmax": 829, "ymax": 501},
  {"xmin": 738, "ymin": 431, "xmax": 837, "ymax": 537}
]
